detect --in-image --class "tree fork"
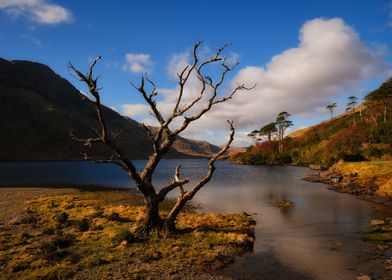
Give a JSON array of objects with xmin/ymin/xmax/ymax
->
[{"xmin": 68, "ymin": 42, "xmax": 251, "ymax": 234}]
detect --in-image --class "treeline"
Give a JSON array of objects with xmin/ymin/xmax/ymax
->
[{"xmin": 233, "ymin": 77, "xmax": 392, "ymax": 165}]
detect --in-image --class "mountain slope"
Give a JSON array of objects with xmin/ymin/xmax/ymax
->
[{"xmin": 0, "ymin": 58, "xmax": 220, "ymax": 160}]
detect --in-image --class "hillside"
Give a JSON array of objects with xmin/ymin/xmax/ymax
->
[
  {"xmin": 172, "ymin": 136, "xmax": 220, "ymax": 157},
  {"xmin": 0, "ymin": 58, "xmax": 220, "ymax": 161},
  {"xmin": 233, "ymin": 78, "xmax": 392, "ymax": 165}
]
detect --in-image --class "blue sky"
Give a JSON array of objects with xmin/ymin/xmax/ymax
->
[{"xmin": 1, "ymin": 0, "xmax": 392, "ymax": 146}]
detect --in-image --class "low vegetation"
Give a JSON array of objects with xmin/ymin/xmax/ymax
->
[
  {"xmin": 0, "ymin": 190, "xmax": 255, "ymax": 279},
  {"xmin": 331, "ymin": 160, "xmax": 392, "ymax": 196},
  {"xmin": 366, "ymin": 219, "xmax": 392, "ymax": 242}
]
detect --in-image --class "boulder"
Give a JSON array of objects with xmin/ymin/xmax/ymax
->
[{"xmin": 309, "ymin": 164, "xmax": 329, "ymax": 171}]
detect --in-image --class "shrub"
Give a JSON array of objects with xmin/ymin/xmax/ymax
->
[
  {"xmin": 54, "ymin": 234, "xmax": 76, "ymax": 249},
  {"xmin": 91, "ymin": 208, "xmax": 104, "ymax": 218},
  {"xmin": 40, "ymin": 242, "xmax": 58, "ymax": 260},
  {"xmin": 362, "ymin": 146, "xmax": 382, "ymax": 159},
  {"xmin": 56, "ymin": 212, "xmax": 69, "ymax": 225},
  {"xmin": 74, "ymin": 218, "xmax": 90, "ymax": 232},
  {"xmin": 42, "ymin": 227, "xmax": 55, "ymax": 235},
  {"xmin": 39, "ymin": 234, "xmax": 76, "ymax": 261},
  {"xmin": 39, "ymin": 265, "xmax": 73, "ymax": 280},
  {"xmin": 112, "ymin": 228, "xmax": 135, "ymax": 245},
  {"xmin": 18, "ymin": 211, "xmax": 37, "ymax": 224},
  {"xmin": 107, "ymin": 212, "xmax": 122, "ymax": 222},
  {"xmin": 8, "ymin": 260, "xmax": 30, "ymax": 272},
  {"xmin": 340, "ymin": 153, "xmax": 367, "ymax": 162}
]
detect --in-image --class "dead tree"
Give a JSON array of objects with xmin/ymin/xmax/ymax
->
[{"xmin": 68, "ymin": 41, "xmax": 251, "ymax": 233}]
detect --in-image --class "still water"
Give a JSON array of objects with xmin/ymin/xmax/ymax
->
[{"xmin": 0, "ymin": 159, "xmax": 389, "ymax": 279}]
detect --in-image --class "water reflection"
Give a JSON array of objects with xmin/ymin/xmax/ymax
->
[{"xmin": 0, "ymin": 160, "xmax": 390, "ymax": 279}]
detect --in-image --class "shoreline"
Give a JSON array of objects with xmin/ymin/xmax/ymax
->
[
  {"xmin": 0, "ymin": 184, "xmax": 130, "ymax": 191},
  {"xmin": 303, "ymin": 171, "xmax": 392, "ymax": 207}
]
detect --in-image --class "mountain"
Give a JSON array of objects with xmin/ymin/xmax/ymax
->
[
  {"xmin": 0, "ymin": 58, "xmax": 220, "ymax": 161},
  {"xmin": 172, "ymin": 135, "xmax": 221, "ymax": 157}
]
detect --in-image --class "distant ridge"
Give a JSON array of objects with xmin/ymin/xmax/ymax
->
[{"xmin": 0, "ymin": 58, "xmax": 220, "ymax": 160}]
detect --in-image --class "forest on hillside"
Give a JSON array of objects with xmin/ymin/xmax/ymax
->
[{"xmin": 233, "ymin": 77, "xmax": 392, "ymax": 165}]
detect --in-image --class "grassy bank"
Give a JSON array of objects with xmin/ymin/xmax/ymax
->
[
  {"xmin": 0, "ymin": 190, "xmax": 255, "ymax": 280},
  {"xmin": 331, "ymin": 160, "xmax": 392, "ymax": 196}
]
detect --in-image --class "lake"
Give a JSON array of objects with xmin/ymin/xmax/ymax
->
[{"xmin": 0, "ymin": 159, "xmax": 389, "ymax": 279}]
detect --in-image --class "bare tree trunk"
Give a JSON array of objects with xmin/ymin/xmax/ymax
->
[
  {"xmin": 68, "ymin": 42, "xmax": 251, "ymax": 234},
  {"xmin": 384, "ymin": 106, "xmax": 387, "ymax": 123},
  {"xmin": 142, "ymin": 195, "xmax": 162, "ymax": 232},
  {"xmin": 352, "ymin": 108, "xmax": 356, "ymax": 126},
  {"xmin": 368, "ymin": 107, "xmax": 379, "ymax": 126},
  {"xmin": 279, "ymin": 132, "xmax": 283, "ymax": 153},
  {"xmin": 164, "ymin": 198, "xmax": 186, "ymax": 231}
]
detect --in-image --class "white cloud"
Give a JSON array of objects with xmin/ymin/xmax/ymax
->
[
  {"xmin": 167, "ymin": 51, "xmax": 190, "ymax": 78},
  {"xmin": 123, "ymin": 53, "xmax": 152, "ymax": 74},
  {"xmin": 122, "ymin": 104, "xmax": 151, "ymax": 117},
  {"xmin": 0, "ymin": 0, "xmax": 72, "ymax": 24},
  {"xmin": 122, "ymin": 18, "xmax": 390, "ymax": 146}
]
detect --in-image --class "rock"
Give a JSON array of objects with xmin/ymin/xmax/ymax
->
[
  {"xmin": 309, "ymin": 164, "xmax": 329, "ymax": 171},
  {"xmin": 275, "ymin": 200, "xmax": 294, "ymax": 208},
  {"xmin": 370, "ymin": 219, "xmax": 385, "ymax": 226},
  {"xmin": 356, "ymin": 275, "xmax": 371, "ymax": 280},
  {"xmin": 302, "ymin": 175, "xmax": 321, "ymax": 182},
  {"xmin": 331, "ymin": 175, "xmax": 343, "ymax": 184}
]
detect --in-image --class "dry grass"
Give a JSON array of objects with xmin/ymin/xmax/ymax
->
[
  {"xmin": 0, "ymin": 190, "xmax": 255, "ymax": 279},
  {"xmin": 331, "ymin": 160, "xmax": 392, "ymax": 195}
]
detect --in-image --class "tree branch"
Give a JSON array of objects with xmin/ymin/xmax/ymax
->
[
  {"xmin": 81, "ymin": 152, "xmax": 129, "ymax": 172},
  {"xmin": 172, "ymin": 41, "xmax": 202, "ymax": 115},
  {"xmin": 157, "ymin": 165, "xmax": 190, "ymax": 202},
  {"xmin": 131, "ymin": 76, "xmax": 165, "ymax": 124},
  {"xmin": 167, "ymin": 121, "xmax": 235, "ymax": 221},
  {"xmin": 68, "ymin": 57, "xmax": 144, "ymax": 190}
]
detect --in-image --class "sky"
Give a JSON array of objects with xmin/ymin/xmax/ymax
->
[{"xmin": 1, "ymin": 0, "xmax": 392, "ymax": 146}]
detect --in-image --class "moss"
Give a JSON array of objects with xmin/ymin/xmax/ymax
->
[{"xmin": 365, "ymin": 232, "xmax": 392, "ymax": 242}]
